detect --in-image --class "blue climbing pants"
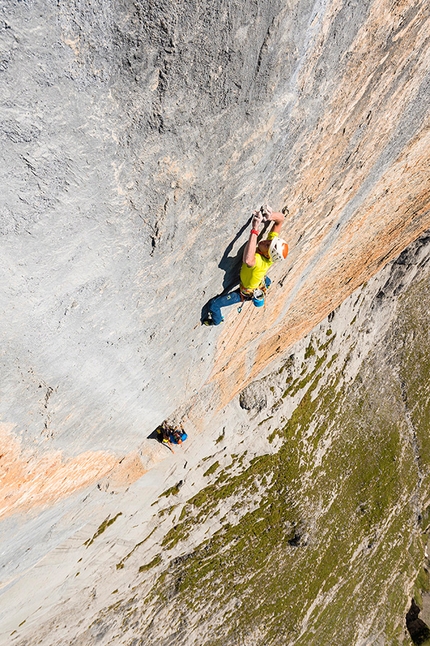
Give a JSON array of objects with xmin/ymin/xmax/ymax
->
[
  {"xmin": 208, "ymin": 276, "xmax": 271, "ymax": 325},
  {"xmin": 208, "ymin": 290, "xmax": 242, "ymax": 325}
]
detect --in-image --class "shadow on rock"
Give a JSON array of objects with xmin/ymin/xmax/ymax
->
[
  {"xmin": 201, "ymin": 216, "xmax": 253, "ymax": 323},
  {"xmin": 218, "ymin": 217, "xmax": 252, "ymax": 291},
  {"xmin": 406, "ymin": 598, "xmax": 430, "ymax": 645}
]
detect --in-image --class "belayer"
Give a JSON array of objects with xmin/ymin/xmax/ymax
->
[
  {"xmin": 203, "ymin": 205, "xmax": 288, "ymax": 325},
  {"xmin": 159, "ymin": 421, "xmax": 187, "ymax": 446}
]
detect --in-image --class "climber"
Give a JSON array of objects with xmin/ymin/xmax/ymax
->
[
  {"xmin": 203, "ymin": 206, "xmax": 288, "ymax": 326},
  {"xmin": 159, "ymin": 421, "xmax": 188, "ymax": 446}
]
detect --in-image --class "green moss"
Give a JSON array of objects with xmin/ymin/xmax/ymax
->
[
  {"xmin": 271, "ymin": 398, "xmax": 284, "ymax": 410},
  {"xmin": 84, "ymin": 512, "xmax": 122, "ymax": 547},
  {"xmin": 158, "ymin": 504, "xmax": 178, "ymax": 517},
  {"xmin": 267, "ymin": 428, "xmax": 280, "ymax": 443},
  {"xmin": 139, "ymin": 554, "xmax": 162, "ymax": 573},
  {"xmin": 179, "ymin": 506, "xmax": 189, "ymax": 521},
  {"xmin": 258, "ymin": 415, "xmax": 273, "ymax": 426},
  {"xmin": 93, "ymin": 274, "xmax": 430, "ymax": 645},
  {"xmin": 116, "ymin": 527, "xmax": 157, "ymax": 570},
  {"xmin": 215, "ymin": 431, "xmax": 225, "ymax": 444},
  {"xmin": 304, "ymin": 342, "xmax": 316, "ymax": 360},
  {"xmin": 317, "ymin": 334, "xmax": 336, "ymax": 352},
  {"xmin": 147, "ymin": 324, "xmax": 424, "ymax": 644},
  {"xmin": 413, "ymin": 567, "xmax": 430, "ymax": 607},
  {"xmin": 203, "ymin": 461, "xmax": 220, "ymax": 477},
  {"xmin": 284, "ymin": 349, "xmax": 330, "ymax": 400},
  {"xmin": 160, "ymin": 483, "xmax": 182, "ymax": 498},
  {"xmin": 399, "ymin": 286, "xmax": 430, "ymax": 493},
  {"xmin": 278, "ymin": 355, "xmax": 294, "ymax": 374}
]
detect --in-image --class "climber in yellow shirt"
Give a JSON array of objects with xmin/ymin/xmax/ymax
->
[{"xmin": 204, "ymin": 206, "xmax": 288, "ymax": 325}]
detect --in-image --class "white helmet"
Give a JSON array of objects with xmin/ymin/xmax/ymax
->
[{"xmin": 269, "ymin": 238, "xmax": 288, "ymax": 262}]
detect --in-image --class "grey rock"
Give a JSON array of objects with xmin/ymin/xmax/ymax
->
[
  {"xmin": 0, "ymin": 0, "xmax": 430, "ymax": 643},
  {"xmin": 239, "ymin": 380, "xmax": 268, "ymax": 412}
]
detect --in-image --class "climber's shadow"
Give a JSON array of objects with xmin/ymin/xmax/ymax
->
[
  {"xmin": 200, "ymin": 216, "xmax": 269, "ymax": 323},
  {"xmin": 147, "ymin": 430, "xmax": 160, "ymax": 441},
  {"xmin": 218, "ymin": 217, "xmax": 252, "ymax": 291},
  {"xmin": 147, "ymin": 427, "xmax": 168, "ymax": 449}
]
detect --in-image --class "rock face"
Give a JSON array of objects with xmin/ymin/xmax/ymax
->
[
  {"xmin": 0, "ymin": 0, "xmax": 430, "ymax": 644},
  {"xmin": 3, "ymin": 232, "xmax": 430, "ymax": 646}
]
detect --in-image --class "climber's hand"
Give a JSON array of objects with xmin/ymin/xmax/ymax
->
[
  {"xmin": 260, "ymin": 204, "xmax": 273, "ymax": 221},
  {"xmin": 251, "ymin": 210, "xmax": 263, "ymax": 230}
]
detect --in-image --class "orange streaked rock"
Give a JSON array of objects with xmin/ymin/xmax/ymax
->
[
  {"xmin": 0, "ymin": 425, "xmax": 145, "ymax": 519},
  {"xmin": 208, "ymin": 0, "xmax": 430, "ymax": 409},
  {"xmin": 97, "ymin": 451, "xmax": 147, "ymax": 491}
]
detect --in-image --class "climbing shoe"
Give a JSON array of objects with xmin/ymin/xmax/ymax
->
[{"xmin": 203, "ymin": 317, "xmax": 223, "ymax": 326}]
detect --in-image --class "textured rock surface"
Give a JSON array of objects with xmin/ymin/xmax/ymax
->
[
  {"xmin": 1, "ymin": 0, "xmax": 429, "ymax": 481},
  {"xmin": 3, "ymin": 232, "xmax": 430, "ymax": 646},
  {"xmin": 0, "ymin": 0, "xmax": 430, "ymax": 643}
]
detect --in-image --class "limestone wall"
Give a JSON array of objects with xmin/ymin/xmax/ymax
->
[
  {"xmin": 0, "ymin": 1, "xmax": 430, "ymax": 642},
  {"xmin": 1, "ymin": 0, "xmax": 429, "ymax": 475}
]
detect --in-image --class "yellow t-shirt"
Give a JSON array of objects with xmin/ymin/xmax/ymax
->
[{"xmin": 240, "ymin": 232, "xmax": 278, "ymax": 291}]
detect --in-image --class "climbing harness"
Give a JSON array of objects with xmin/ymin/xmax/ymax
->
[
  {"xmin": 237, "ymin": 286, "xmax": 253, "ymax": 314},
  {"xmin": 237, "ymin": 282, "xmax": 267, "ymax": 313}
]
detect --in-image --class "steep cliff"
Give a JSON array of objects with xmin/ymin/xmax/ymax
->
[
  {"xmin": 0, "ymin": 0, "xmax": 430, "ymax": 644},
  {"xmin": 3, "ymin": 232, "xmax": 430, "ymax": 646}
]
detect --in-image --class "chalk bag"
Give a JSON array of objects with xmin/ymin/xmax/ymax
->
[{"xmin": 252, "ymin": 288, "xmax": 265, "ymax": 308}]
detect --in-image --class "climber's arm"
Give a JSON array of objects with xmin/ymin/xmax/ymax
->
[
  {"xmin": 243, "ymin": 211, "xmax": 263, "ymax": 267},
  {"xmin": 242, "ymin": 231, "xmax": 258, "ymax": 267},
  {"xmin": 265, "ymin": 211, "xmax": 285, "ymax": 234}
]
